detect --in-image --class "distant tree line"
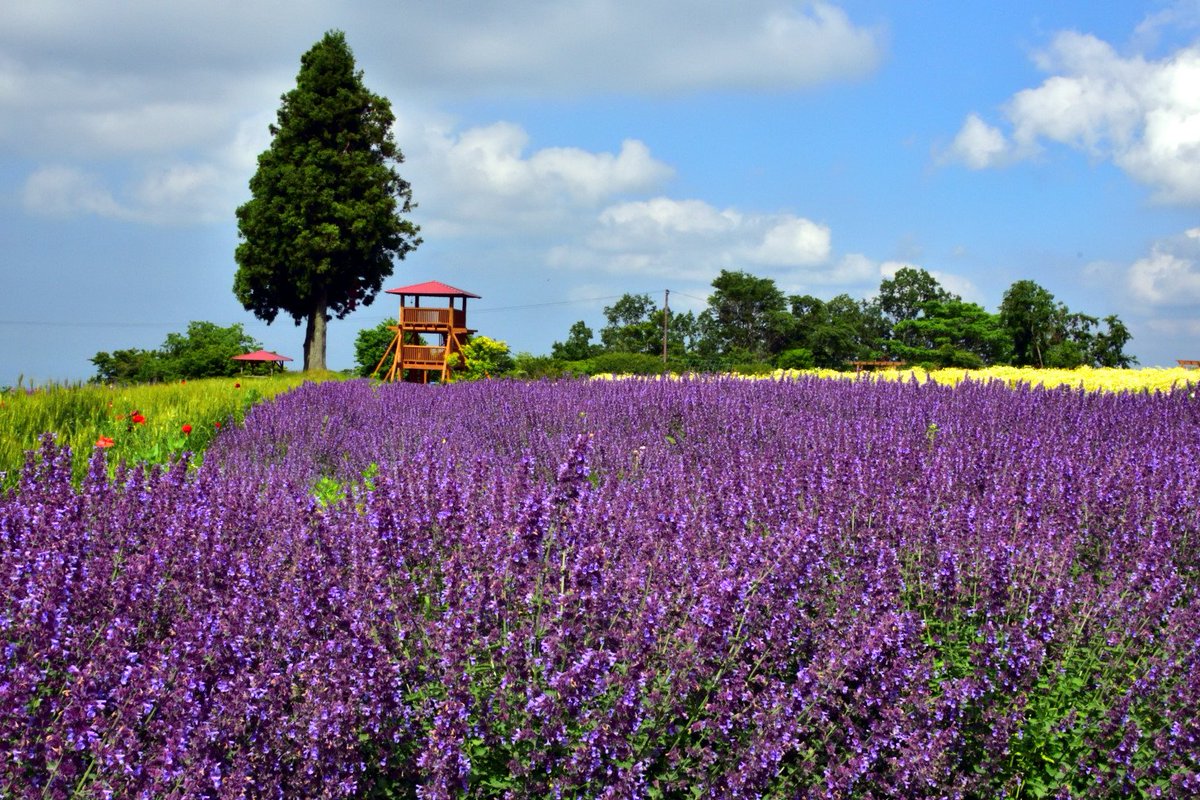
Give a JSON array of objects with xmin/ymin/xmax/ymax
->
[
  {"xmin": 349, "ymin": 268, "xmax": 1135, "ymax": 381},
  {"xmin": 545, "ymin": 268, "xmax": 1135, "ymax": 374},
  {"xmin": 90, "ymin": 321, "xmax": 262, "ymax": 383}
]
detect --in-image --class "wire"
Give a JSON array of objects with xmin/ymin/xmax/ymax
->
[
  {"xmin": 2, "ymin": 289, "xmax": 706, "ymax": 328},
  {"xmin": 361, "ymin": 292, "xmax": 673, "ymax": 322},
  {"xmin": 469, "ymin": 294, "xmax": 631, "ymax": 314}
]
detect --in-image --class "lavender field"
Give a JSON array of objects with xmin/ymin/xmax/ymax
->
[{"xmin": 3, "ymin": 376, "xmax": 1199, "ymax": 798}]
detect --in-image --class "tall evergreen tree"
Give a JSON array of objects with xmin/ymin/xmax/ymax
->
[{"xmin": 234, "ymin": 30, "xmax": 420, "ymax": 371}]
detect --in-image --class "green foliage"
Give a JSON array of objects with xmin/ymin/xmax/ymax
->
[
  {"xmin": 450, "ymin": 336, "xmax": 516, "ymax": 382},
  {"xmin": 89, "ymin": 348, "xmax": 161, "ymax": 384},
  {"xmin": 999, "ymin": 281, "xmax": 1136, "ymax": 369},
  {"xmin": 877, "ymin": 266, "xmax": 957, "ymax": 327},
  {"xmin": 91, "ymin": 321, "xmax": 262, "ymax": 383},
  {"xmin": 234, "ymin": 30, "xmax": 420, "ymax": 371},
  {"xmin": 159, "ymin": 321, "xmax": 262, "ymax": 379},
  {"xmin": 509, "ymin": 353, "xmax": 574, "ymax": 379},
  {"xmin": 353, "ymin": 319, "xmax": 399, "ymax": 377},
  {"xmin": 576, "ymin": 351, "xmax": 666, "ymax": 375},
  {"xmin": 892, "ymin": 300, "xmax": 1010, "ymax": 368},
  {"xmin": 775, "ymin": 347, "xmax": 815, "ymax": 370},
  {"xmin": 1092, "ymin": 315, "xmax": 1136, "ymax": 367},
  {"xmin": 547, "ymin": 270, "xmax": 1134, "ymax": 374},
  {"xmin": 701, "ymin": 270, "xmax": 793, "ymax": 359},
  {"xmin": 551, "ymin": 321, "xmax": 601, "ymax": 361},
  {"xmin": 787, "ymin": 293, "xmax": 883, "ymax": 369},
  {"xmin": 999, "ymin": 280, "xmax": 1058, "ymax": 367},
  {"xmin": 0, "ymin": 374, "xmax": 331, "ymax": 489},
  {"xmin": 600, "ymin": 294, "xmax": 659, "ymax": 354}
]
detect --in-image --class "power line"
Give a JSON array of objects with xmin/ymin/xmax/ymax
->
[
  {"xmin": 360, "ymin": 292, "xmax": 664, "ymax": 322},
  {"xmin": 469, "ymin": 294, "xmax": 632, "ymax": 314},
  {"xmin": 3, "ymin": 288, "xmax": 708, "ymax": 329}
]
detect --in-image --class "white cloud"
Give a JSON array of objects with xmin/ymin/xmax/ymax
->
[
  {"xmin": 366, "ymin": 0, "xmax": 884, "ymax": 94},
  {"xmin": 0, "ymin": 2, "xmax": 883, "ymax": 156},
  {"xmin": 1127, "ymin": 230, "xmax": 1200, "ymax": 306},
  {"xmin": 597, "ymin": 198, "xmax": 742, "ymax": 244},
  {"xmin": 403, "ymin": 118, "xmax": 675, "ymax": 235},
  {"xmin": 23, "ymin": 159, "xmax": 239, "ymax": 226},
  {"xmin": 439, "ymin": 124, "xmax": 671, "ymax": 205},
  {"xmin": 21, "ymin": 166, "xmax": 127, "ymax": 219},
  {"xmin": 827, "ymin": 253, "xmax": 878, "ymax": 285},
  {"xmin": 547, "ymin": 196, "xmax": 859, "ymax": 290},
  {"xmin": 943, "ymin": 113, "xmax": 1010, "ymax": 169},
  {"xmin": 1, "ymin": 2, "xmax": 880, "ymax": 229},
  {"xmin": 944, "ymin": 29, "xmax": 1200, "ymax": 202},
  {"xmin": 748, "ymin": 217, "xmax": 832, "ymax": 266}
]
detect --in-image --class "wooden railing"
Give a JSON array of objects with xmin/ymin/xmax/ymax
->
[
  {"xmin": 401, "ymin": 307, "xmax": 466, "ymax": 329},
  {"xmin": 401, "ymin": 345, "xmax": 447, "ymax": 366}
]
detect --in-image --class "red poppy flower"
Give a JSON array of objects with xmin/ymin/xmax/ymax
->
[
  {"xmin": 131, "ymin": 412, "xmax": 146, "ymax": 425},
  {"xmin": 214, "ymin": 422, "xmax": 221, "ymax": 429},
  {"xmin": 95, "ymin": 436, "xmax": 115, "ymax": 448},
  {"xmin": 234, "ymin": 383, "xmax": 241, "ymax": 389},
  {"xmin": 181, "ymin": 424, "xmax": 192, "ymax": 435}
]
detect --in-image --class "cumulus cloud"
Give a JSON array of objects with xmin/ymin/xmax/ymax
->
[
  {"xmin": 547, "ymin": 196, "xmax": 860, "ymax": 290},
  {"xmin": 22, "ymin": 166, "xmax": 127, "ymax": 219},
  {"xmin": 361, "ymin": 0, "xmax": 884, "ymax": 94},
  {"xmin": 0, "ymin": 2, "xmax": 883, "ymax": 155},
  {"xmin": 943, "ymin": 29, "xmax": 1200, "ymax": 202},
  {"xmin": 437, "ymin": 124, "xmax": 671, "ymax": 205},
  {"xmin": 399, "ymin": 118, "xmax": 675, "ymax": 234},
  {"xmin": 22, "ymin": 161, "xmax": 234, "ymax": 225},
  {"xmin": 749, "ymin": 217, "xmax": 832, "ymax": 266},
  {"xmin": 942, "ymin": 114, "xmax": 1010, "ymax": 169},
  {"xmin": 2, "ymin": 1, "xmax": 882, "ymax": 228},
  {"xmin": 1127, "ymin": 228, "xmax": 1200, "ymax": 306}
]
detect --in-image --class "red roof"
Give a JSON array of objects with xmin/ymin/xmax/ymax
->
[
  {"xmin": 231, "ymin": 350, "xmax": 293, "ymax": 362},
  {"xmin": 385, "ymin": 280, "xmax": 480, "ymax": 299}
]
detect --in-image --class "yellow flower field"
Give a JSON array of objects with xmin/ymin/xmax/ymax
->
[
  {"xmin": 781, "ymin": 365, "xmax": 1200, "ymax": 393},
  {"xmin": 592, "ymin": 365, "xmax": 1200, "ymax": 394}
]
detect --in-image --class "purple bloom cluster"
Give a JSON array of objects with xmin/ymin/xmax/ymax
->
[{"xmin": 3, "ymin": 376, "xmax": 1200, "ymax": 797}]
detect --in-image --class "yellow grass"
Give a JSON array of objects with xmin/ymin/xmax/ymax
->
[
  {"xmin": 773, "ymin": 365, "xmax": 1200, "ymax": 393},
  {"xmin": 591, "ymin": 366, "xmax": 1200, "ymax": 394},
  {"xmin": 0, "ymin": 372, "xmax": 342, "ymax": 487}
]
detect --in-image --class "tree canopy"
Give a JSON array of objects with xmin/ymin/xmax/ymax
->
[
  {"xmin": 234, "ymin": 30, "xmax": 420, "ymax": 371},
  {"xmin": 91, "ymin": 321, "xmax": 261, "ymax": 383},
  {"xmin": 543, "ymin": 268, "xmax": 1135, "ymax": 373}
]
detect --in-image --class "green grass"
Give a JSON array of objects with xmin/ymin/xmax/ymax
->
[{"xmin": 0, "ymin": 372, "xmax": 343, "ymax": 488}]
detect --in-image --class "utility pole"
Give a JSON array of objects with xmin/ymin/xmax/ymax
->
[{"xmin": 662, "ymin": 288, "xmax": 670, "ymax": 366}]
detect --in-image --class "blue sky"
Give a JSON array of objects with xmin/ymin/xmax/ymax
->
[{"xmin": 3, "ymin": 0, "xmax": 1200, "ymax": 383}]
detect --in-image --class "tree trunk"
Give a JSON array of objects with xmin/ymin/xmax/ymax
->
[{"xmin": 303, "ymin": 301, "xmax": 329, "ymax": 372}]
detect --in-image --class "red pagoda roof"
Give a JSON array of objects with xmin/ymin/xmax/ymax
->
[
  {"xmin": 385, "ymin": 280, "xmax": 480, "ymax": 299},
  {"xmin": 231, "ymin": 350, "xmax": 293, "ymax": 362}
]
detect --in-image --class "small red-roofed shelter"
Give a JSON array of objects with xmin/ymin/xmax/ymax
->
[
  {"xmin": 231, "ymin": 350, "xmax": 293, "ymax": 374},
  {"xmin": 373, "ymin": 281, "xmax": 480, "ymax": 382}
]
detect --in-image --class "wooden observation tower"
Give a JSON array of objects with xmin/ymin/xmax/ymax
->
[{"xmin": 373, "ymin": 281, "xmax": 480, "ymax": 383}]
